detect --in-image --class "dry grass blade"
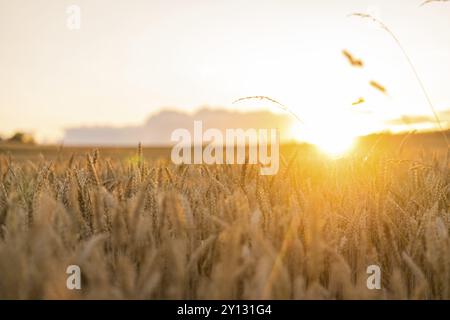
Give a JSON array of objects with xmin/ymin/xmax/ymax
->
[
  {"xmin": 352, "ymin": 97, "xmax": 365, "ymax": 106},
  {"xmin": 350, "ymin": 13, "xmax": 449, "ymax": 147},
  {"xmin": 342, "ymin": 49, "xmax": 364, "ymax": 67},
  {"xmin": 233, "ymin": 96, "xmax": 304, "ymax": 124},
  {"xmin": 369, "ymin": 81, "xmax": 387, "ymax": 95},
  {"xmin": 420, "ymin": 0, "xmax": 449, "ymax": 6}
]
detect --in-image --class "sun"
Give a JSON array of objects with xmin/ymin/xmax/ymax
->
[
  {"xmin": 291, "ymin": 124, "xmax": 357, "ymax": 157},
  {"xmin": 308, "ymin": 132, "xmax": 355, "ymax": 157}
]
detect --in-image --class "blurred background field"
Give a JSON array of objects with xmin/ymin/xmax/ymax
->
[{"xmin": 1, "ymin": 130, "xmax": 448, "ymax": 162}]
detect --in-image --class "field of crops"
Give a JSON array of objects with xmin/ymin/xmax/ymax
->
[{"xmin": 0, "ymin": 132, "xmax": 448, "ymax": 300}]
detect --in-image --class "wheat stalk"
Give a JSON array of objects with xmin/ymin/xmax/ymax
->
[
  {"xmin": 233, "ymin": 96, "xmax": 304, "ymax": 124},
  {"xmin": 350, "ymin": 13, "xmax": 449, "ymax": 147}
]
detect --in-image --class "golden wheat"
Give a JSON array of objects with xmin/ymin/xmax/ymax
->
[{"xmin": 0, "ymin": 144, "xmax": 448, "ymax": 299}]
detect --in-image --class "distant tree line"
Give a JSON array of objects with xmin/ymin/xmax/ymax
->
[{"xmin": 0, "ymin": 132, "xmax": 36, "ymax": 145}]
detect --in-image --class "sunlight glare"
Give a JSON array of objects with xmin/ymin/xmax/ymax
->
[
  {"xmin": 291, "ymin": 121, "xmax": 357, "ymax": 157},
  {"xmin": 309, "ymin": 132, "xmax": 355, "ymax": 157}
]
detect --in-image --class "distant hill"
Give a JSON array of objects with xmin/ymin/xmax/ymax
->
[{"xmin": 63, "ymin": 108, "xmax": 294, "ymax": 146}]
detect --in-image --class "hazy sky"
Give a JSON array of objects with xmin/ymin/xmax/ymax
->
[{"xmin": 0, "ymin": 0, "xmax": 449, "ymax": 142}]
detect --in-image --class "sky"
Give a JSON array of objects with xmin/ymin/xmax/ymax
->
[{"xmin": 0, "ymin": 0, "xmax": 449, "ymax": 143}]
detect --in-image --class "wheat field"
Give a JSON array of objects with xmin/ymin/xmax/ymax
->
[{"xmin": 0, "ymin": 135, "xmax": 448, "ymax": 300}]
